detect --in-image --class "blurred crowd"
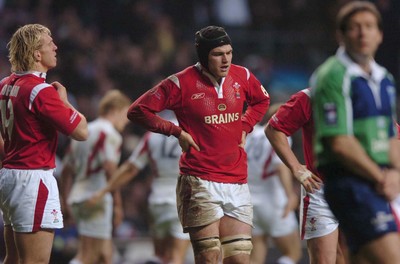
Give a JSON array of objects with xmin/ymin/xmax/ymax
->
[{"xmin": 0, "ymin": 0, "xmax": 399, "ymax": 262}]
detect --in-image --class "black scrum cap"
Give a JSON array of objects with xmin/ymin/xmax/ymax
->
[{"xmin": 195, "ymin": 26, "xmax": 232, "ymax": 70}]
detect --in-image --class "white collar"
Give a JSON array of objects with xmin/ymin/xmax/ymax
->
[
  {"xmin": 336, "ymin": 46, "xmax": 386, "ymax": 82},
  {"xmin": 15, "ymin": 71, "xmax": 47, "ymax": 79}
]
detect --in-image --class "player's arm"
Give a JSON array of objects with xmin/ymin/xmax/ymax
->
[
  {"xmin": 86, "ymin": 161, "xmax": 140, "ymax": 206},
  {"xmin": 276, "ymin": 163, "xmax": 299, "ymax": 217},
  {"xmin": 378, "ymin": 136, "xmax": 400, "ymax": 200},
  {"xmin": 386, "ymin": 136, "xmax": 400, "ymax": 200},
  {"xmin": 265, "ymin": 124, "xmax": 321, "ymax": 193},
  {"xmin": 327, "ymin": 135, "xmax": 383, "ymax": 182},
  {"xmin": 52, "ymin": 81, "xmax": 88, "ymax": 141},
  {"xmin": 127, "ymin": 80, "xmax": 182, "ymax": 137},
  {"xmin": 59, "ymin": 162, "xmax": 75, "ymax": 225},
  {"xmin": 325, "ymin": 135, "xmax": 399, "ymax": 200},
  {"xmin": 328, "ymin": 135, "xmax": 399, "ymax": 201},
  {"xmin": 103, "ymin": 159, "xmax": 124, "ymax": 227},
  {"xmin": 242, "ymin": 74, "xmax": 270, "ymax": 134}
]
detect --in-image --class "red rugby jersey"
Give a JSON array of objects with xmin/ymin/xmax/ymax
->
[
  {"xmin": 0, "ymin": 72, "xmax": 81, "ymax": 169},
  {"xmin": 128, "ymin": 63, "xmax": 270, "ymax": 183},
  {"xmin": 268, "ymin": 88, "xmax": 323, "ymax": 180}
]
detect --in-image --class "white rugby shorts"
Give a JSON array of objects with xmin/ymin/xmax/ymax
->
[
  {"xmin": 299, "ymin": 185, "xmax": 339, "ymax": 240},
  {"xmin": 0, "ymin": 168, "xmax": 63, "ymax": 232},
  {"xmin": 176, "ymin": 175, "xmax": 253, "ymax": 232},
  {"xmin": 71, "ymin": 193, "xmax": 113, "ymax": 239},
  {"xmin": 251, "ymin": 176, "xmax": 298, "ymax": 237}
]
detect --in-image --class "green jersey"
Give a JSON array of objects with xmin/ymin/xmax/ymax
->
[{"xmin": 312, "ymin": 47, "xmax": 397, "ymax": 166}]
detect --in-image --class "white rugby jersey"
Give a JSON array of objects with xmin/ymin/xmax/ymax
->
[
  {"xmin": 64, "ymin": 118, "xmax": 122, "ymax": 204},
  {"xmin": 245, "ymin": 124, "xmax": 291, "ymax": 194},
  {"xmin": 128, "ymin": 119, "xmax": 181, "ymax": 204}
]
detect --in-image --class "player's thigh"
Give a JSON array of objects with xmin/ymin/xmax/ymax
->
[
  {"xmin": 3, "ymin": 225, "xmax": 18, "ymax": 262},
  {"xmin": 79, "ymin": 235, "xmax": 105, "ymax": 260},
  {"xmin": 357, "ymin": 232, "xmax": 400, "ymax": 264},
  {"xmin": 251, "ymin": 234, "xmax": 268, "ymax": 264},
  {"xmin": 307, "ymin": 228, "xmax": 339, "ymax": 264},
  {"xmin": 273, "ymin": 230, "xmax": 301, "ymax": 256},
  {"xmin": 171, "ymin": 237, "xmax": 191, "ymax": 264},
  {"xmin": 220, "ymin": 215, "xmax": 252, "ymax": 237},
  {"xmin": 14, "ymin": 229, "xmax": 54, "ymax": 263},
  {"xmin": 188, "ymin": 219, "xmax": 220, "ymax": 241},
  {"xmin": 177, "ymin": 175, "xmax": 224, "ymax": 231},
  {"xmin": 100, "ymin": 239, "xmax": 113, "ymax": 264}
]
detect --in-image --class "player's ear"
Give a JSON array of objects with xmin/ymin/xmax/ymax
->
[{"xmin": 34, "ymin": 50, "xmax": 41, "ymax": 62}]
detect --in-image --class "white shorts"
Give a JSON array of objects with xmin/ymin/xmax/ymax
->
[
  {"xmin": 391, "ymin": 194, "xmax": 400, "ymax": 220},
  {"xmin": 149, "ymin": 203, "xmax": 190, "ymax": 240},
  {"xmin": 0, "ymin": 168, "xmax": 63, "ymax": 232},
  {"xmin": 299, "ymin": 185, "xmax": 339, "ymax": 240},
  {"xmin": 71, "ymin": 194, "xmax": 113, "ymax": 239},
  {"xmin": 251, "ymin": 177, "xmax": 298, "ymax": 237},
  {"xmin": 177, "ymin": 175, "xmax": 253, "ymax": 232}
]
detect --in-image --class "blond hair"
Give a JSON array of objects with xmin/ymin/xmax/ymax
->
[
  {"xmin": 7, "ymin": 24, "xmax": 51, "ymax": 72},
  {"xmin": 98, "ymin": 90, "xmax": 131, "ymax": 116}
]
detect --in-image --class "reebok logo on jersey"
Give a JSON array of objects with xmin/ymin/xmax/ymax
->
[
  {"xmin": 204, "ymin": 112, "xmax": 240, "ymax": 124},
  {"xmin": 191, "ymin": 93, "xmax": 205, "ymax": 100}
]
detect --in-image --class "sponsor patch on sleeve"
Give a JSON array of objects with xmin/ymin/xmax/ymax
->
[{"xmin": 323, "ymin": 103, "xmax": 337, "ymax": 125}]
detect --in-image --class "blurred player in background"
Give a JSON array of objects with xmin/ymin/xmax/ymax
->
[
  {"xmin": 0, "ymin": 23, "xmax": 88, "ymax": 264},
  {"xmin": 246, "ymin": 103, "xmax": 302, "ymax": 264},
  {"xmin": 89, "ymin": 110, "xmax": 191, "ymax": 264},
  {"xmin": 312, "ymin": 2, "xmax": 400, "ymax": 262},
  {"xmin": 60, "ymin": 89, "xmax": 131, "ymax": 264},
  {"xmin": 265, "ymin": 89, "xmax": 347, "ymax": 264},
  {"xmin": 127, "ymin": 25, "xmax": 270, "ymax": 263}
]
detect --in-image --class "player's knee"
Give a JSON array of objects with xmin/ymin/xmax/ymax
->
[
  {"xmin": 221, "ymin": 235, "xmax": 253, "ymax": 259},
  {"xmin": 191, "ymin": 236, "xmax": 221, "ymax": 255}
]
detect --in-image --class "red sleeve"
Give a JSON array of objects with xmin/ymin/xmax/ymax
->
[
  {"xmin": 242, "ymin": 72, "xmax": 270, "ymax": 133},
  {"xmin": 127, "ymin": 79, "xmax": 182, "ymax": 137},
  {"xmin": 33, "ymin": 87, "xmax": 81, "ymax": 136},
  {"xmin": 268, "ymin": 90, "xmax": 311, "ymax": 136}
]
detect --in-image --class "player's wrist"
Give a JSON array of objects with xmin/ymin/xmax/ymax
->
[
  {"xmin": 172, "ymin": 126, "xmax": 182, "ymax": 138},
  {"xmin": 296, "ymin": 168, "xmax": 312, "ymax": 183}
]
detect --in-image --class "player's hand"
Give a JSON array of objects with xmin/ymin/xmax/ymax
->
[
  {"xmin": 377, "ymin": 168, "xmax": 400, "ymax": 201},
  {"xmin": 84, "ymin": 190, "xmax": 105, "ymax": 208},
  {"xmin": 113, "ymin": 203, "xmax": 124, "ymax": 228},
  {"xmin": 51, "ymin": 81, "xmax": 68, "ymax": 101},
  {"xmin": 178, "ymin": 130, "xmax": 200, "ymax": 152},
  {"xmin": 239, "ymin": 131, "xmax": 247, "ymax": 148},
  {"xmin": 282, "ymin": 192, "xmax": 299, "ymax": 218},
  {"xmin": 294, "ymin": 166, "xmax": 322, "ymax": 193}
]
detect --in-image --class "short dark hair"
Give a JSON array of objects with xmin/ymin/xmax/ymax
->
[
  {"xmin": 195, "ymin": 26, "xmax": 232, "ymax": 70},
  {"xmin": 336, "ymin": 1, "xmax": 382, "ymax": 33}
]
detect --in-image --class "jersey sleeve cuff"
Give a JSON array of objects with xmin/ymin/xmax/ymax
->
[
  {"xmin": 242, "ymin": 122, "xmax": 252, "ymax": 134},
  {"xmin": 171, "ymin": 125, "xmax": 182, "ymax": 138}
]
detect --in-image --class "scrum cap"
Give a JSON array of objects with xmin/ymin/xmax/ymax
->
[{"xmin": 195, "ymin": 26, "xmax": 231, "ymax": 70}]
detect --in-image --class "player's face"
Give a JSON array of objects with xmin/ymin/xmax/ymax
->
[
  {"xmin": 37, "ymin": 33, "xmax": 58, "ymax": 71},
  {"xmin": 115, "ymin": 106, "xmax": 130, "ymax": 132},
  {"xmin": 207, "ymin": 44, "xmax": 232, "ymax": 81},
  {"xmin": 340, "ymin": 11, "xmax": 382, "ymax": 61}
]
